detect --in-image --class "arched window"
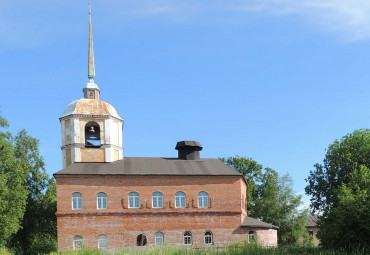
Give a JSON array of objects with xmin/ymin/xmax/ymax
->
[
  {"xmin": 72, "ymin": 192, "xmax": 82, "ymax": 210},
  {"xmin": 155, "ymin": 232, "xmax": 164, "ymax": 245},
  {"xmin": 98, "ymin": 234, "xmax": 107, "ymax": 249},
  {"xmin": 204, "ymin": 231, "xmax": 213, "ymax": 244},
  {"xmin": 97, "ymin": 192, "xmax": 107, "ymax": 209},
  {"xmin": 129, "ymin": 192, "xmax": 140, "ymax": 208},
  {"xmin": 175, "ymin": 192, "xmax": 186, "ymax": 208},
  {"xmin": 73, "ymin": 235, "xmax": 83, "ymax": 250},
  {"xmin": 152, "ymin": 192, "xmax": 163, "ymax": 208},
  {"xmin": 184, "ymin": 231, "xmax": 192, "ymax": 245},
  {"xmin": 85, "ymin": 121, "xmax": 101, "ymax": 147},
  {"xmin": 198, "ymin": 191, "xmax": 209, "ymax": 208},
  {"xmin": 137, "ymin": 234, "xmax": 147, "ymax": 246},
  {"xmin": 248, "ymin": 231, "xmax": 256, "ymax": 243}
]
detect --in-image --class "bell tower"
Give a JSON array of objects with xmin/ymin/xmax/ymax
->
[{"xmin": 59, "ymin": 2, "xmax": 123, "ymax": 168}]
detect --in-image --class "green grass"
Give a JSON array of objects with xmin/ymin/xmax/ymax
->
[{"xmin": 50, "ymin": 242, "xmax": 368, "ymax": 255}]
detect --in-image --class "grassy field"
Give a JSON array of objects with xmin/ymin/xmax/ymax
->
[
  {"xmin": 48, "ymin": 242, "xmax": 366, "ymax": 255},
  {"xmin": 1, "ymin": 243, "xmax": 367, "ymax": 255}
]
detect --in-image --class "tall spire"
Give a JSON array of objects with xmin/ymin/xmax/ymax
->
[
  {"xmin": 88, "ymin": 0, "xmax": 95, "ymax": 80},
  {"xmin": 83, "ymin": 0, "xmax": 100, "ymax": 100}
]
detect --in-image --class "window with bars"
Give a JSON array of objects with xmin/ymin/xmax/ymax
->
[
  {"xmin": 205, "ymin": 231, "xmax": 212, "ymax": 244},
  {"xmin": 184, "ymin": 231, "xmax": 192, "ymax": 245}
]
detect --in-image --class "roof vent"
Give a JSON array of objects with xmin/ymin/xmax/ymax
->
[{"xmin": 175, "ymin": 141, "xmax": 203, "ymax": 160}]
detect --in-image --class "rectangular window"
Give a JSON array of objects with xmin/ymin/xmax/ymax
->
[
  {"xmin": 184, "ymin": 235, "xmax": 191, "ymax": 244},
  {"xmin": 72, "ymin": 197, "xmax": 82, "ymax": 210},
  {"xmin": 176, "ymin": 197, "xmax": 185, "ymax": 207},
  {"xmin": 97, "ymin": 197, "xmax": 107, "ymax": 209}
]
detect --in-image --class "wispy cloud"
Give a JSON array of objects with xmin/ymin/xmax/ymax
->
[
  {"xmin": 118, "ymin": 0, "xmax": 370, "ymax": 40},
  {"xmin": 225, "ymin": 0, "xmax": 370, "ymax": 41}
]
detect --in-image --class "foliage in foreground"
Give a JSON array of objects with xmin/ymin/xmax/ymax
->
[
  {"xmin": 0, "ymin": 113, "xmax": 57, "ymax": 254},
  {"xmin": 49, "ymin": 243, "xmax": 368, "ymax": 255},
  {"xmin": 306, "ymin": 129, "xmax": 370, "ymax": 251}
]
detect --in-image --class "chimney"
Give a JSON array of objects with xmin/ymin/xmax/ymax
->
[{"xmin": 175, "ymin": 141, "xmax": 203, "ymax": 160}]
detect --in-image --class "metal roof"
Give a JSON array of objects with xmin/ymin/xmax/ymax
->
[
  {"xmin": 306, "ymin": 214, "xmax": 319, "ymax": 228},
  {"xmin": 54, "ymin": 157, "xmax": 243, "ymax": 176},
  {"xmin": 241, "ymin": 216, "xmax": 279, "ymax": 229},
  {"xmin": 60, "ymin": 98, "xmax": 122, "ymax": 120}
]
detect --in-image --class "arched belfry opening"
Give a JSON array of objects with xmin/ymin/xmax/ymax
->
[{"xmin": 85, "ymin": 121, "xmax": 101, "ymax": 147}]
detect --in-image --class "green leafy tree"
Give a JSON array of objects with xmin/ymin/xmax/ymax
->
[
  {"xmin": 253, "ymin": 168, "xmax": 308, "ymax": 244},
  {"xmin": 0, "ymin": 116, "xmax": 28, "ymax": 246},
  {"xmin": 221, "ymin": 156, "xmax": 308, "ymax": 245},
  {"xmin": 219, "ymin": 156, "xmax": 263, "ymax": 215},
  {"xmin": 305, "ymin": 129, "xmax": 370, "ymax": 213},
  {"xmin": 8, "ymin": 130, "xmax": 57, "ymax": 254},
  {"xmin": 306, "ymin": 129, "xmax": 370, "ymax": 251},
  {"xmin": 317, "ymin": 165, "xmax": 370, "ymax": 250}
]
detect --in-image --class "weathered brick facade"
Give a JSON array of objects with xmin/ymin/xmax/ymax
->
[{"xmin": 55, "ymin": 174, "xmax": 278, "ymax": 250}]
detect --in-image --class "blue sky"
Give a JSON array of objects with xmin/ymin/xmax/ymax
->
[{"xmin": 1, "ymin": 0, "xmax": 370, "ymax": 209}]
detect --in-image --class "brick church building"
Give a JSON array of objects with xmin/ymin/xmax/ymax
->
[{"xmin": 53, "ymin": 4, "xmax": 278, "ymax": 251}]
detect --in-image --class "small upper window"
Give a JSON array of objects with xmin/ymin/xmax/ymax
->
[
  {"xmin": 97, "ymin": 192, "xmax": 107, "ymax": 209},
  {"xmin": 152, "ymin": 192, "xmax": 163, "ymax": 208},
  {"xmin": 72, "ymin": 193, "xmax": 82, "ymax": 210},
  {"xmin": 73, "ymin": 235, "xmax": 83, "ymax": 250},
  {"xmin": 85, "ymin": 121, "xmax": 101, "ymax": 147},
  {"xmin": 248, "ymin": 231, "xmax": 256, "ymax": 243},
  {"xmin": 205, "ymin": 231, "xmax": 212, "ymax": 244},
  {"xmin": 198, "ymin": 191, "xmax": 209, "ymax": 208},
  {"xmin": 184, "ymin": 231, "xmax": 192, "ymax": 245},
  {"xmin": 98, "ymin": 234, "xmax": 107, "ymax": 249},
  {"xmin": 129, "ymin": 192, "xmax": 140, "ymax": 208},
  {"xmin": 175, "ymin": 192, "xmax": 186, "ymax": 208},
  {"xmin": 155, "ymin": 232, "xmax": 164, "ymax": 245}
]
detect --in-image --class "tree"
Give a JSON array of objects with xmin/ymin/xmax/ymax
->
[
  {"xmin": 317, "ymin": 165, "xmax": 370, "ymax": 250},
  {"xmin": 0, "ymin": 116, "xmax": 28, "ymax": 246},
  {"xmin": 219, "ymin": 156, "xmax": 263, "ymax": 215},
  {"xmin": 305, "ymin": 129, "xmax": 370, "ymax": 213},
  {"xmin": 8, "ymin": 130, "xmax": 57, "ymax": 254},
  {"xmin": 306, "ymin": 129, "xmax": 370, "ymax": 251},
  {"xmin": 221, "ymin": 156, "xmax": 308, "ymax": 245}
]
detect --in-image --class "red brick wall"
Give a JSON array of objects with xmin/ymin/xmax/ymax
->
[{"xmin": 55, "ymin": 175, "xmax": 276, "ymax": 250}]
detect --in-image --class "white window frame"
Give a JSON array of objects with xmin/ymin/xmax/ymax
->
[
  {"xmin": 128, "ymin": 192, "xmax": 140, "ymax": 208},
  {"xmin": 175, "ymin": 192, "xmax": 186, "ymax": 208},
  {"xmin": 198, "ymin": 191, "xmax": 209, "ymax": 208},
  {"xmin": 73, "ymin": 235, "xmax": 83, "ymax": 250},
  {"xmin": 204, "ymin": 231, "xmax": 213, "ymax": 244},
  {"xmin": 97, "ymin": 192, "xmax": 107, "ymax": 209},
  {"xmin": 155, "ymin": 232, "xmax": 164, "ymax": 245},
  {"xmin": 184, "ymin": 231, "xmax": 192, "ymax": 245},
  {"xmin": 72, "ymin": 192, "xmax": 82, "ymax": 210},
  {"xmin": 98, "ymin": 234, "xmax": 108, "ymax": 249},
  {"xmin": 152, "ymin": 192, "xmax": 163, "ymax": 208}
]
